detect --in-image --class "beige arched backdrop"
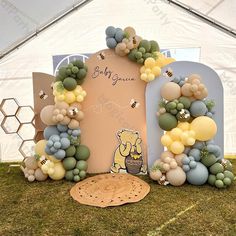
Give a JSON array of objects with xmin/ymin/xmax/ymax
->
[
  {"xmin": 32, "ymin": 49, "xmax": 147, "ymax": 173},
  {"xmin": 81, "ymin": 49, "xmax": 147, "ymax": 173}
]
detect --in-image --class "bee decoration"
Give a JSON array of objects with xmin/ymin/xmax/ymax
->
[
  {"xmin": 158, "ymin": 174, "xmax": 169, "ymax": 186},
  {"xmin": 50, "ymin": 82, "xmax": 54, "ymax": 89},
  {"xmin": 39, "ymin": 156, "xmax": 47, "ymax": 165},
  {"xmin": 97, "ymin": 51, "xmax": 105, "ymax": 60},
  {"xmin": 130, "ymin": 99, "xmax": 140, "ymax": 109},
  {"xmin": 39, "ymin": 90, "xmax": 48, "ymax": 100},
  {"xmin": 68, "ymin": 107, "xmax": 79, "ymax": 117},
  {"xmin": 163, "ymin": 67, "xmax": 173, "ymax": 78}
]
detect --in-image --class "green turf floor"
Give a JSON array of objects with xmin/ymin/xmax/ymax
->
[{"xmin": 0, "ymin": 160, "xmax": 235, "ymax": 236}]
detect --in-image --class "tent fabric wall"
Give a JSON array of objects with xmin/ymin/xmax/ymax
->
[{"xmin": 0, "ymin": 0, "xmax": 236, "ymax": 161}]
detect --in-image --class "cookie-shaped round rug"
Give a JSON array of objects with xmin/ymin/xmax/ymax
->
[{"xmin": 70, "ymin": 173, "xmax": 150, "ymax": 207}]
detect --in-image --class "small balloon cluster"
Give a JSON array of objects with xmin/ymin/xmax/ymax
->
[
  {"xmin": 150, "ymin": 74, "xmax": 234, "ymax": 188},
  {"xmin": 105, "ymin": 26, "xmax": 175, "ymax": 82},
  {"xmin": 21, "ymin": 60, "xmax": 90, "ymax": 182}
]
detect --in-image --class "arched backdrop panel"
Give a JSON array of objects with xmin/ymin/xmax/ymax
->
[{"xmin": 146, "ymin": 61, "xmax": 224, "ymax": 168}]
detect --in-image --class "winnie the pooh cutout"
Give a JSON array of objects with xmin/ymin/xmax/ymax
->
[{"xmin": 111, "ymin": 129, "xmax": 147, "ymax": 174}]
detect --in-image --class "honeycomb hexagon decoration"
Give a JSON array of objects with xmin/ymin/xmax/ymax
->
[
  {"xmin": 16, "ymin": 106, "xmax": 35, "ymax": 123},
  {"xmin": 19, "ymin": 139, "xmax": 36, "ymax": 158},
  {"xmin": 1, "ymin": 116, "xmax": 20, "ymax": 134},
  {"xmin": 0, "ymin": 98, "xmax": 37, "ymax": 159},
  {"xmin": 18, "ymin": 123, "xmax": 36, "ymax": 140},
  {"xmin": 0, "ymin": 98, "xmax": 19, "ymax": 116}
]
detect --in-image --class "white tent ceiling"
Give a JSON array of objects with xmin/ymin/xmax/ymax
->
[
  {"xmin": 178, "ymin": 0, "xmax": 236, "ymax": 30},
  {"xmin": 0, "ymin": 0, "xmax": 85, "ymax": 55},
  {"xmin": 0, "ymin": 0, "xmax": 236, "ymax": 161}
]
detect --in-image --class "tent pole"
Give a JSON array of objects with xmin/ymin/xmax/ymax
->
[
  {"xmin": 0, "ymin": 0, "xmax": 93, "ymax": 61},
  {"xmin": 164, "ymin": 0, "xmax": 236, "ymax": 38}
]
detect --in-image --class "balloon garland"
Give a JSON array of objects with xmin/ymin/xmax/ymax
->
[
  {"xmin": 22, "ymin": 60, "xmax": 90, "ymax": 182},
  {"xmin": 150, "ymin": 74, "xmax": 235, "ymax": 188},
  {"xmin": 20, "ymin": 26, "xmax": 234, "ymax": 190},
  {"xmin": 105, "ymin": 26, "xmax": 175, "ymax": 82}
]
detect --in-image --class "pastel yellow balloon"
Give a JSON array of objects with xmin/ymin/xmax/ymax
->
[
  {"xmin": 170, "ymin": 141, "xmax": 185, "ymax": 154},
  {"xmin": 180, "ymin": 132, "xmax": 188, "ymax": 143},
  {"xmin": 141, "ymin": 73, "xmax": 148, "ymax": 81},
  {"xmin": 65, "ymin": 92, "xmax": 76, "ymax": 104},
  {"xmin": 186, "ymin": 137, "xmax": 195, "ymax": 146},
  {"xmin": 76, "ymin": 95, "xmax": 84, "ymax": 102},
  {"xmin": 161, "ymin": 134, "xmax": 173, "ymax": 146},
  {"xmin": 48, "ymin": 162, "xmax": 65, "ymax": 180},
  {"xmin": 152, "ymin": 66, "xmax": 161, "ymax": 77},
  {"xmin": 82, "ymin": 91, "xmax": 87, "ymax": 97},
  {"xmin": 57, "ymin": 94, "xmax": 65, "ymax": 101},
  {"xmin": 145, "ymin": 68, "xmax": 152, "ymax": 74},
  {"xmin": 147, "ymin": 73, "xmax": 155, "ymax": 81},
  {"xmin": 188, "ymin": 130, "xmax": 195, "ymax": 137},
  {"xmin": 144, "ymin": 57, "xmax": 156, "ymax": 68},
  {"xmin": 47, "ymin": 155, "xmax": 61, "ymax": 163},
  {"xmin": 156, "ymin": 52, "xmax": 164, "ymax": 58},
  {"xmin": 178, "ymin": 122, "xmax": 190, "ymax": 131},
  {"xmin": 140, "ymin": 66, "xmax": 146, "ymax": 73},
  {"xmin": 163, "ymin": 57, "xmax": 175, "ymax": 66},
  {"xmin": 170, "ymin": 128, "xmax": 182, "ymax": 140},
  {"xmin": 155, "ymin": 58, "xmax": 165, "ymax": 68},
  {"xmin": 35, "ymin": 140, "xmax": 47, "ymax": 156},
  {"xmin": 191, "ymin": 116, "xmax": 217, "ymax": 141}
]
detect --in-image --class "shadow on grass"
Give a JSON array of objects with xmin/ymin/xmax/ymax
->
[{"xmin": 0, "ymin": 160, "xmax": 235, "ymax": 236}]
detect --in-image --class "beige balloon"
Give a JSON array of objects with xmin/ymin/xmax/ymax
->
[
  {"xmin": 166, "ymin": 167, "xmax": 186, "ymax": 186},
  {"xmin": 175, "ymin": 153, "xmax": 187, "ymax": 166},
  {"xmin": 161, "ymin": 82, "xmax": 181, "ymax": 101},
  {"xmin": 40, "ymin": 105, "xmax": 57, "ymax": 126},
  {"xmin": 35, "ymin": 168, "xmax": 48, "ymax": 181}
]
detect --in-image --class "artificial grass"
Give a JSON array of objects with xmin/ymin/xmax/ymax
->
[{"xmin": 0, "ymin": 161, "xmax": 235, "ymax": 236}]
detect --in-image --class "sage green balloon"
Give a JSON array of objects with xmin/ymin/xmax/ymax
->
[
  {"xmin": 223, "ymin": 177, "xmax": 231, "ymax": 186},
  {"xmin": 216, "ymin": 173, "xmax": 224, "ymax": 180},
  {"xmin": 74, "ymin": 175, "xmax": 81, "ymax": 182},
  {"xmin": 139, "ymin": 40, "xmax": 151, "ymax": 52},
  {"xmin": 75, "ymin": 145, "xmax": 90, "ymax": 161},
  {"xmin": 223, "ymin": 170, "xmax": 234, "ymax": 181},
  {"xmin": 128, "ymin": 49, "xmax": 137, "ymax": 61},
  {"xmin": 76, "ymin": 160, "xmax": 88, "ymax": 171},
  {"xmin": 58, "ymin": 67, "xmax": 67, "ymax": 77},
  {"xmin": 63, "ymin": 157, "xmax": 77, "ymax": 170},
  {"xmin": 158, "ymin": 113, "xmax": 177, "ymax": 131},
  {"xmin": 179, "ymin": 96, "xmax": 191, "ymax": 109},
  {"xmin": 73, "ymin": 60, "xmax": 84, "ymax": 69},
  {"xmin": 166, "ymin": 102, "xmax": 176, "ymax": 111},
  {"xmin": 65, "ymin": 170, "xmax": 74, "ymax": 181},
  {"xmin": 79, "ymin": 170, "xmax": 86, "ymax": 179},
  {"xmin": 65, "ymin": 146, "xmax": 76, "ymax": 157},
  {"xmin": 73, "ymin": 168, "xmax": 80, "ymax": 175},
  {"xmin": 215, "ymin": 179, "xmax": 224, "ymax": 188},
  {"xmin": 150, "ymin": 40, "xmax": 159, "ymax": 52},
  {"xmin": 201, "ymin": 154, "xmax": 217, "ymax": 167},
  {"xmin": 208, "ymin": 174, "xmax": 216, "ymax": 186},
  {"xmin": 77, "ymin": 69, "xmax": 87, "ymax": 80},
  {"xmin": 63, "ymin": 77, "xmax": 77, "ymax": 91},
  {"xmin": 71, "ymin": 66, "xmax": 79, "ymax": 74},
  {"xmin": 209, "ymin": 163, "xmax": 223, "ymax": 175}
]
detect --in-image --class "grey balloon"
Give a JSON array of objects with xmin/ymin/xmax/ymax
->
[{"xmin": 186, "ymin": 162, "xmax": 209, "ymax": 185}]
